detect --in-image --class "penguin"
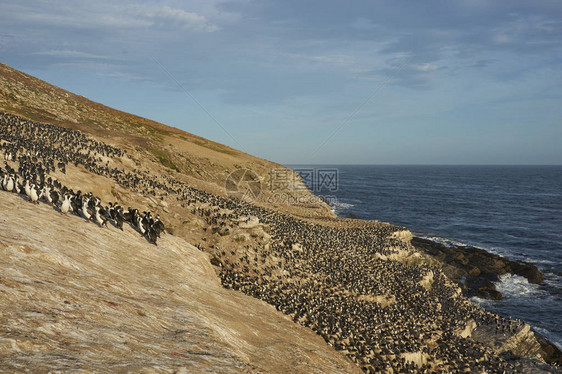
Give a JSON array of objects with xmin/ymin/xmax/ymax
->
[
  {"xmin": 14, "ymin": 176, "xmax": 22, "ymax": 194},
  {"xmin": 115, "ymin": 207, "xmax": 125, "ymax": 231},
  {"xmin": 141, "ymin": 212, "xmax": 152, "ymax": 232},
  {"xmin": 94, "ymin": 206, "xmax": 108, "ymax": 227},
  {"xmin": 153, "ymin": 215, "xmax": 165, "ymax": 238},
  {"xmin": 146, "ymin": 225, "xmax": 158, "ymax": 245},
  {"xmin": 30, "ymin": 183, "xmax": 40, "ymax": 204},
  {"xmin": 50, "ymin": 189, "xmax": 60, "ymax": 206},
  {"xmin": 24, "ymin": 179, "xmax": 31, "ymax": 198},
  {"xmin": 70, "ymin": 193, "xmax": 81, "ymax": 216},
  {"xmin": 60, "ymin": 193, "xmax": 71, "ymax": 215},
  {"xmin": 106, "ymin": 202, "xmax": 114, "ymax": 219},
  {"xmin": 81, "ymin": 197, "xmax": 92, "ymax": 221},
  {"xmin": 136, "ymin": 214, "xmax": 146, "ymax": 234},
  {"xmin": 130, "ymin": 208, "xmax": 138, "ymax": 225},
  {"xmin": 5, "ymin": 175, "xmax": 14, "ymax": 192},
  {"xmin": 42, "ymin": 184, "xmax": 52, "ymax": 204}
]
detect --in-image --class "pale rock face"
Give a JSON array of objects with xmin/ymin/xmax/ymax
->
[
  {"xmin": 472, "ymin": 323, "xmax": 544, "ymax": 361},
  {"xmin": 419, "ymin": 270, "xmax": 434, "ymax": 291},
  {"xmin": 391, "ymin": 230, "xmax": 413, "ymax": 243},
  {"xmin": 0, "ymin": 192, "xmax": 361, "ymax": 373},
  {"xmin": 238, "ymin": 216, "xmax": 260, "ymax": 229},
  {"xmin": 401, "ymin": 351, "xmax": 428, "ymax": 368},
  {"xmin": 455, "ymin": 319, "xmax": 477, "ymax": 339}
]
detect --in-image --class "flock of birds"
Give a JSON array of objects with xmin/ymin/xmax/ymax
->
[
  {"xmin": 0, "ymin": 114, "xmax": 164, "ymax": 244},
  {"xmin": 0, "ymin": 112, "xmax": 556, "ymax": 373}
]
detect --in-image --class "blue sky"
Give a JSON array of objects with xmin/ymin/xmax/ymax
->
[{"xmin": 1, "ymin": 0, "xmax": 561, "ymax": 164}]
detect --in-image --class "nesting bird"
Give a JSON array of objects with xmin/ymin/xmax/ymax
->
[{"xmin": 0, "ymin": 111, "xmax": 540, "ymax": 373}]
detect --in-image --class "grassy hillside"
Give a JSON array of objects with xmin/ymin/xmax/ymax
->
[
  {"xmin": 3, "ymin": 62, "xmax": 557, "ymax": 373},
  {"xmin": 0, "ymin": 62, "xmax": 333, "ymax": 220}
]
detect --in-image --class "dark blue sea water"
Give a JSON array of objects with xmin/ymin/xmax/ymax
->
[{"xmin": 291, "ymin": 165, "xmax": 562, "ymax": 349}]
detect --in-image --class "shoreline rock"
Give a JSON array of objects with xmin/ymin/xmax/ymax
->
[
  {"xmin": 411, "ymin": 236, "xmax": 562, "ymax": 367},
  {"xmin": 411, "ymin": 237, "xmax": 544, "ymax": 299}
]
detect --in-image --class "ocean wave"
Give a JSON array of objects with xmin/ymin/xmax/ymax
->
[
  {"xmin": 413, "ymin": 233, "xmax": 468, "ymax": 248},
  {"xmin": 469, "ymin": 296, "xmax": 489, "ymax": 305},
  {"xmin": 495, "ymin": 274, "xmax": 541, "ymax": 298},
  {"xmin": 332, "ymin": 202, "xmax": 355, "ymax": 209},
  {"xmin": 329, "ymin": 201, "xmax": 356, "ymax": 215}
]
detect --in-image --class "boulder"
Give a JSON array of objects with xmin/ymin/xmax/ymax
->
[{"xmin": 511, "ymin": 262, "xmax": 544, "ymax": 284}]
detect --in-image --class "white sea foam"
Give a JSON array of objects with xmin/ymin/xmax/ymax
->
[
  {"xmin": 414, "ymin": 233, "xmax": 468, "ymax": 248},
  {"xmin": 332, "ymin": 202, "xmax": 355, "ymax": 209},
  {"xmin": 528, "ymin": 258, "xmax": 557, "ymax": 265},
  {"xmin": 469, "ymin": 296, "xmax": 489, "ymax": 305},
  {"xmin": 495, "ymin": 273, "xmax": 541, "ymax": 298},
  {"xmin": 330, "ymin": 201, "xmax": 355, "ymax": 215}
]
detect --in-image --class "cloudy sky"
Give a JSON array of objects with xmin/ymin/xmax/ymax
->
[{"xmin": 1, "ymin": 0, "xmax": 561, "ymax": 164}]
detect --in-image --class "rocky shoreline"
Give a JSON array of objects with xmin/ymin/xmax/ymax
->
[
  {"xmin": 1, "ymin": 85, "xmax": 561, "ymax": 371},
  {"xmin": 411, "ymin": 236, "xmax": 562, "ymax": 366},
  {"xmin": 411, "ymin": 237, "xmax": 543, "ymax": 300}
]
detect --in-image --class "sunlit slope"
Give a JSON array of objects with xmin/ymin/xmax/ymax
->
[
  {"xmin": 0, "ymin": 62, "xmax": 334, "ymax": 220},
  {"xmin": 0, "ymin": 191, "xmax": 359, "ymax": 373}
]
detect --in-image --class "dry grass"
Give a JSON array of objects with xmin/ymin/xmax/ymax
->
[{"xmin": 0, "ymin": 62, "xmax": 335, "ymax": 221}]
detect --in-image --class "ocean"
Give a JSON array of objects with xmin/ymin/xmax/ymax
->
[{"xmin": 290, "ymin": 165, "xmax": 562, "ymax": 349}]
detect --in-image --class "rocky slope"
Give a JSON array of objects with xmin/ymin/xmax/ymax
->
[
  {"xmin": 1, "ymin": 62, "xmax": 561, "ymax": 373},
  {"xmin": 0, "ymin": 191, "xmax": 359, "ymax": 373},
  {"xmin": 0, "ymin": 62, "xmax": 334, "ymax": 221}
]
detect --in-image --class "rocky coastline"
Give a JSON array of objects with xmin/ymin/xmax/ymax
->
[
  {"xmin": 411, "ymin": 237, "xmax": 543, "ymax": 300},
  {"xmin": 411, "ymin": 236, "xmax": 562, "ymax": 367},
  {"xmin": 2, "ymin": 59, "xmax": 562, "ymax": 372}
]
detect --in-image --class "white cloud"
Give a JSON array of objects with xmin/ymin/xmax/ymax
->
[
  {"xmin": 0, "ymin": 1, "xmax": 219, "ymax": 33},
  {"xmin": 415, "ymin": 63, "xmax": 438, "ymax": 72},
  {"xmin": 137, "ymin": 5, "xmax": 219, "ymax": 32},
  {"xmin": 493, "ymin": 33, "xmax": 511, "ymax": 44},
  {"xmin": 310, "ymin": 54, "xmax": 356, "ymax": 67},
  {"xmin": 33, "ymin": 50, "xmax": 108, "ymax": 59}
]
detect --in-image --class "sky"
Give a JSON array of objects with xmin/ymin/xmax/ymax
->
[{"xmin": 1, "ymin": 0, "xmax": 561, "ymax": 165}]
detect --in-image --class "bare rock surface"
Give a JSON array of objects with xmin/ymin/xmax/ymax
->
[{"xmin": 0, "ymin": 192, "xmax": 360, "ymax": 373}]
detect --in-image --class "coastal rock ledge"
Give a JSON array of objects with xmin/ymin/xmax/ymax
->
[
  {"xmin": 412, "ymin": 237, "xmax": 562, "ymax": 368},
  {"xmin": 411, "ymin": 237, "xmax": 544, "ymax": 299}
]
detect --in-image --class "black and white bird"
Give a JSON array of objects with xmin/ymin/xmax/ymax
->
[
  {"xmin": 94, "ymin": 205, "xmax": 108, "ymax": 227},
  {"xmin": 30, "ymin": 183, "xmax": 40, "ymax": 204},
  {"xmin": 153, "ymin": 214, "xmax": 165, "ymax": 238},
  {"xmin": 60, "ymin": 193, "xmax": 72, "ymax": 214},
  {"xmin": 81, "ymin": 196, "xmax": 93, "ymax": 221}
]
